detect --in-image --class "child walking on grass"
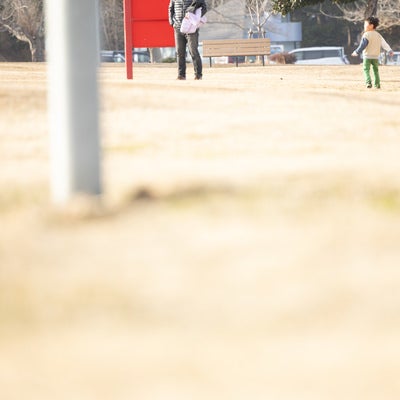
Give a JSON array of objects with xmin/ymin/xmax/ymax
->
[{"xmin": 352, "ymin": 16, "xmax": 393, "ymax": 89}]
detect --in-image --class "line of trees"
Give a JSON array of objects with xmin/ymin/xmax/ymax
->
[
  {"xmin": 0, "ymin": 0, "xmax": 45, "ymax": 61},
  {"xmin": 274, "ymin": 0, "xmax": 400, "ymax": 29},
  {"xmin": 0, "ymin": 0, "xmax": 125, "ymax": 61},
  {"xmin": 0, "ymin": 0, "xmax": 399, "ymax": 62}
]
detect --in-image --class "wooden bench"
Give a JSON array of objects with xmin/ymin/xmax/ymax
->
[{"xmin": 202, "ymin": 38, "xmax": 271, "ymax": 67}]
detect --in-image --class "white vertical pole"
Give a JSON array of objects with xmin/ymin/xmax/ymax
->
[{"xmin": 45, "ymin": 0, "xmax": 102, "ymax": 205}]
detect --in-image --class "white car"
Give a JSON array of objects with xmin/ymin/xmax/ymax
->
[
  {"xmin": 386, "ymin": 51, "xmax": 400, "ymax": 65},
  {"xmin": 289, "ymin": 46, "xmax": 349, "ymax": 65}
]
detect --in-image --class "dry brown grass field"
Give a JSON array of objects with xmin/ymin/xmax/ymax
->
[{"xmin": 1, "ymin": 62, "xmax": 400, "ymax": 400}]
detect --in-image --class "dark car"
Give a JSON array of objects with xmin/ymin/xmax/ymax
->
[
  {"xmin": 100, "ymin": 49, "xmax": 151, "ymax": 63},
  {"xmin": 100, "ymin": 51, "xmax": 125, "ymax": 63},
  {"xmin": 133, "ymin": 49, "xmax": 151, "ymax": 63}
]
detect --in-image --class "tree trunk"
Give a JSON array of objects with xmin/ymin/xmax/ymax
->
[
  {"xmin": 149, "ymin": 48, "xmax": 162, "ymax": 63},
  {"xmin": 346, "ymin": 26, "xmax": 351, "ymax": 47},
  {"xmin": 30, "ymin": 36, "xmax": 45, "ymax": 61},
  {"xmin": 364, "ymin": 0, "xmax": 378, "ymax": 18}
]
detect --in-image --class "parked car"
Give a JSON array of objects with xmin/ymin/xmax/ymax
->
[
  {"xmin": 133, "ymin": 48, "xmax": 151, "ymax": 63},
  {"xmin": 270, "ymin": 44, "xmax": 285, "ymax": 55},
  {"xmin": 100, "ymin": 49, "xmax": 151, "ymax": 63},
  {"xmin": 289, "ymin": 46, "xmax": 349, "ymax": 65},
  {"xmin": 386, "ymin": 51, "xmax": 400, "ymax": 66},
  {"xmin": 100, "ymin": 50, "xmax": 125, "ymax": 63}
]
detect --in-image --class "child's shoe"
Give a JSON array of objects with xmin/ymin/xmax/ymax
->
[{"xmin": 366, "ymin": 83, "xmax": 372, "ymax": 88}]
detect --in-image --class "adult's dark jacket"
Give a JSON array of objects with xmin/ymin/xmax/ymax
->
[{"xmin": 168, "ymin": 0, "xmax": 207, "ymax": 30}]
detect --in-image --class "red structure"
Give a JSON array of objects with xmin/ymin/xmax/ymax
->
[{"xmin": 123, "ymin": 0, "xmax": 175, "ymax": 79}]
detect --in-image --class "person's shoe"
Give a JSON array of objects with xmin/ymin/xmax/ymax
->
[
  {"xmin": 194, "ymin": 75, "xmax": 202, "ymax": 80},
  {"xmin": 366, "ymin": 83, "xmax": 372, "ymax": 88},
  {"xmin": 375, "ymin": 85, "xmax": 381, "ymax": 89},
  {"xmin": 177, "ymin": 76, "xmax": 186, "ymax": 80}
]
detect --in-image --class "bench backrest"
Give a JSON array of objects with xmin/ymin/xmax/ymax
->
[{"xmin": 203, "ymin": 39, "xmax": 271, "ymax": 57}]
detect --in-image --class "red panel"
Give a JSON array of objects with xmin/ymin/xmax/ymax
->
[
  {"xmin": 131, "ymin": 0, "xmax": 174, "ymax": 48},
  {"xmin": 124, "ymin": 0, "xmax": 175, "ymax": 79},
  {"xmin": 132, "ymin": 0, "xmax": 170, "ymax": 20},
  {"xmin": 132, "ymin": 21, "xmax": 175, "ymax": 48}
]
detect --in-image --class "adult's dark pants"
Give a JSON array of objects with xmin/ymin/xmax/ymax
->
[{"xmin": 174, "ymin": 29, "xmax": 202, "ymax": 79}]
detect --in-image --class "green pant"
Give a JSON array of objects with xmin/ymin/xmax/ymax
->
[{"xmin": 363, "ymin": 58, "xmax": 380, "ymax": 87}]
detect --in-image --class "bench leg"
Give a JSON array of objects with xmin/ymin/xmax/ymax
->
[
  {"xmin": 236, "ymin": 57, "xmax": 238, "ymax": 67},
  {"xmin": 262, "ymin": 55, "xmax": 265, "ymax": 66},
  {"xmin": 209, "ymin": 57, "xmax": 212, "ymax": 68}
]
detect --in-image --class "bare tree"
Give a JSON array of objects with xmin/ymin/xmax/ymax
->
[
  {"xmin": 0, "ymin": 0, "xmax": 45, "ymax": 61},
  {"xmin": 246, "ymin": 0, "xmax": 275, "ymax": 38},
  {"xmin": 364, "ymin": 0, "xmax": 378, "ymax": 18},
  {"xmin": 208, "ymin": 0, "xmax": 228, "ymax": 8},
  {"xmin": 320, "ymin": 0, "xmax": 400, "ymax": 30},
  {"xmin": 207, "ymin": 2, "xmax": 247, "ymax": 31},
  {"xmin": 99, "ymin": 0, "xmax": 124, "ymax": 50},
  {"xmin": 205, "ymin": 0, "xmax": 278, "ymax": 38}
]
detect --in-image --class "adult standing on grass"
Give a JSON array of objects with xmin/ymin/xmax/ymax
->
[
  {"xmin": 168, "ymin": 0, "xmax": 207, "ymax": 80},
  {"xmin": 351, "ymin": 17, "xmax": 393, "ymax": 89}
]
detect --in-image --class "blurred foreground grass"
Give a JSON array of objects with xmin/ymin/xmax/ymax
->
[{"xmin": 1, "ymin": 63, "xmax": 400, "ymax": 400}]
